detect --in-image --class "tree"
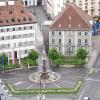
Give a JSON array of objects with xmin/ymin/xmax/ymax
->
[
  {"xmin": 48, "ymin": 48, "xmax": 60, "ymax": 61},
  {"xmin": 28, "ymin": 50, "xmax": 39, "ymax": 61},
  {"xmin": 76, "ymin": 48, "xmax": 88, "ymax": 59}
]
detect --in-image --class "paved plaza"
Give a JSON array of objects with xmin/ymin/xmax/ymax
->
[{"xmin": 0, "ymin": 66, "xmax": 88, "ymax": 100}]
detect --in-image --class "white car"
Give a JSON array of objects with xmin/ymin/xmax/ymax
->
[{"xmin": 84, "ymin": 97, "xmax": 90, "ymax": 100}]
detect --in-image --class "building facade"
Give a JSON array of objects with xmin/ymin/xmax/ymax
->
[
  {"xmin": 49, "ymin": 3, "xmax": 92, "ymax": 55},
  {"xmin": 64, "ymin": 0, "xmax": 100, "ymax": 16},
  {"xmin": 52, "ymin": 0, "xmax": 64, "ymax": 17},
  {"xmin": 0, "ymin": 0, "xmax": 38, "ymax": 60},
  {"xmin": 21, "ymin": 0, "xmax": 52, "ymax": 16}
]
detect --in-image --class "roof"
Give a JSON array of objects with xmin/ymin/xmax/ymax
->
[
  {"xmin": 0, "ymin": 0, "xmax": 37, "ymax": 27},
  {"xmin": 50, "ymin": 3, "xmax": 92, "ymax": 30}
]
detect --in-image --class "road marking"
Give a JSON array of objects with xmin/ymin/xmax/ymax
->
[
  {"xmin": 52, "ymin": 83, "xmax": 61, "ymax": 88},
  {"xmin": 27, "ymin": 84, "xmax": 33, "ymax": 89},
  {"xmin": 14, "ymin": 81, "xmax": 25, "ymax": 86},
  {"xmin": 62, "ymin": 76, "xmax": 85, "ymax": 79},
  {"xmin": 61, "ymin": 80, "xmax": 75, "ymax": 84},
  {"xmin": 2, "ymin": 77, "xmax": 23, "ymax": 80}
]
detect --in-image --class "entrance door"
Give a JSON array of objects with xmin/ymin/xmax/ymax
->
[
  {"xmin": 14, "ymin": 51, "xmax": 17, "ymax": 59},
  {"xmin": 37, "ymin": 0, "xmax": 42, "ymax": 6},
  {"xmin": 25, "ymin": 1, "xmax": 28, "ymax": 6}
]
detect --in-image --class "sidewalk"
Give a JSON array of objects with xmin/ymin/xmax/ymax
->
[{"xmin": 87, "ymin": 49, "xmax": 99, "ymax": 68}]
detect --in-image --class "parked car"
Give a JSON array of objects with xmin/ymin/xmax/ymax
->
[{"xmin": 84, "ymin": 97, "xmax": 90, "ymax": 100}]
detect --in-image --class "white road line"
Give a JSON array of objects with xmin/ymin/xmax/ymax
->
[
  {"xmin": 15, "ymin": 82, "xmax": 24, "ymax": 86},
  {"xmin": 27, "ymin": 84, "xmax": 34, "ymax": 89},
  {"xmin": 60, "ymin": 70, "xmax": 78, "ymax": 75},
  {"xmin": 61, "ymin": 80, "xmax": 75, "ymax": 84},
  {"xmin": 14, "ymin": 81, "xmax": 29, "ymax": 86},
  {"xmin": 2, "ymin": 77, "xmax": 24, "ymax": 80},
  {"xmin": 62, "ymin": 76, "xmax": 85, "ymax": 79},
  {"xmin": 52, "ymin": 83, "xmax": 61, "ymax": 88}
]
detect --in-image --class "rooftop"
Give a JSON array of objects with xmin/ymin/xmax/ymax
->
[
  {"xmin": 0, "ymin": 0, "xmax": 37, "ymax": 27},
  {"xmin": 50, "ymin": 3, "xmax": 92, "ymax": 30}
]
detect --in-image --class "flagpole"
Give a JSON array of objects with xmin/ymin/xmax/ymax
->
[
  {"xmin": 1, "ymin": 49, "xmax": 4, "ymax": 71},
  {"xmin": 8, "ymin": 52, "xmax": 10, "ymax": 65},
  {"xmin": 19, "ymin": 51, "xmax": 21, "ymax": 65}
]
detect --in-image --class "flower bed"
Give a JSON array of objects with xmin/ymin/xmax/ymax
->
[{"xmin": 4, "ymin": 80, "xmax": 84, "ymax": 95}]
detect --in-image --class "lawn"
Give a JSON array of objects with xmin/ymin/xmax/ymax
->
[{"xmin": 53, "ymin": 56, "xmax": 86, "ymax": 65}]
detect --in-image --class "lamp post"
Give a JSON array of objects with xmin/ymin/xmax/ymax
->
[
  {"xmin": 0, "ymin": 93, "xmax": 4, "ymax": 100},
  {"xmin": 41, "ymin": 48, "xmax": 49, "ymax": 80}
]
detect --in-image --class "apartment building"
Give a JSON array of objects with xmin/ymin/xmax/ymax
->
[
  {"xmin": 49, "ymin": 3, "xmax": 92, "ymax": 55},
  {"xmin": 0, "ymin": 0, "xmax": 38, "ymax": 60},
  {"xmin": 64, "ymin": 0, "xmax": 100, "ymax": 16}
]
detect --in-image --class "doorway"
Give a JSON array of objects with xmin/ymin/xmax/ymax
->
[
  {"xmin": 25, "ymin": 1, "xmax": 28, "ymax": 6},
  {"xmin": 37, "ymin": 0, "xmax": 42, "ymax": 6}
]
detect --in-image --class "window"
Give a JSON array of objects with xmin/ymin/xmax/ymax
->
[
  {"xmin": 13, "ymin": 28, "xmax": 15, "ymax": 31},
  {"xmin": 52, "ymin": 39, "xmax": 55, "ymax": 44},
  {"xmin": 85, "ymin": 32, "xmax": 88, "ymax": 35},
  {"xmin": 1, "ymin": 29, "xmax": 4, "ymax": 32},
  {"xmin": 29, "ymin": 18, "xmax": 32, "ymax": 21},
  {"xmin": 1, "ymin": 37, "xmax": 4, "ymax": 40},
  {"xmin": 11, "ymin": 18, "xmax": 15, "ymax": 22},
  {"xmin": 0, "ymin": 20, "xmax": 3, "ymax": 23},
  {"xmin": 85, "ymin": 39, "xmax": 88, "ymax": 44},
  {"xmin": 59, "ymin": 39, "xmax": 61, "ymax": 44},
  {"xmin": 18, "ymin": 19, "xmax": 21, "ymax": 22},
  {"xmin": 68, "ymin": 39, "xmax": 71, "ymax": 43},
  {"xmin": 52, "ymin": 31, "xmax": 55, "ymax": 35},
  {"xmin": 7, "ymin": 28, "xmax": 9, "ymax": 32},
  {"xmin": 18, "ymin": 27, "xmax": 21, "ymax": 30},
  {"xmin": 24, "ymin": 26, "xmax": 26, "ymax": 30},
  {"xmin": 59, "ymin": 31, "xmax": 61, "ymax": 35},
  {"xmin": 78, "ymin": 39, "xmax": 81, "ymax": 44},
  {"xmin": 78, "ymin": 32, "xmax": 81, "ymax": 35},
  {"xmin": 59, "ymin": 47, "xmax": 61, "ymax": 51},
  {"xmin": 21, "ymin": 10, "xmax": 24, "ymax": 13},
  {"xmin": 30, "ymin": 26, "xmax": 32, "ymax": 29},
  {"xmin": 9, "ymin": 11, "xmax": 12, "ymax": 14},
  {"xmin": 23, "ymin": 18, "xmax": 26, "ymax": 21},
  {"xmin": 6, "ymin": 20, "xmax": 9, "ymax": 23}
]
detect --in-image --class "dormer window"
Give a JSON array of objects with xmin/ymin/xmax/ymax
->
[
  {"xmin": 0, "ymin": 20, "xmax": 3, "ymax": 23},
  {"xmin": 18, "ymin": 19, "xmax": 21, "ymax": 22},
  {"xmin": 23, "ymin": 18, "xmax": 26, "ymax": 21},
  {"xmin": 29, "ymin": 18, "xmax": 32, "ymax": 21},
  {"xmin": 69, "ymin": 16, "xmax": 71, "ymax": 20},
  {"xmin": 11, "ymin": 18, "xmax": 15, "ymax": 22},
  {"xmin": 9, "ymin": 11, "xmax": 12, "ymax": 14},
  {"xmin": 6, "ymin": 20, "xmax": 9, "ymax": 23},
  {"xmin": 69, "ymin": 24, "xmax": 71, "ymax": 28},
  {"xmin": 21, "ymin": 10, "xmax": 24, "ymax": 13}
]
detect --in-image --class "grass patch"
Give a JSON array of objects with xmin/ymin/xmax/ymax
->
[
  {"xmin": 53, "ymin": 56, "xmax": 86, "ymax": 65},
  {"xmin": 21, "ymin": 57, "xmax": 37, "ymax": 67},
  {"xmin": 4, "ymin": 80, "xmax": 84, "ymax": 95}
]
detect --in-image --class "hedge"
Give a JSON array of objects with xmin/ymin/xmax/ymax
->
[{"xmin": 4, "ymin": 80, "xmax": 84, "ymax": 95}]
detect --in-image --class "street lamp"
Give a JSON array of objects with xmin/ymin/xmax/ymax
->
[{"xmin": 0, "ymin": 93, "xmax": 4, "ymax": 100}]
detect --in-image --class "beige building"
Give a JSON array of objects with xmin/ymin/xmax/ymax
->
[
  {"xmin": 49, "ymin": 3, "xmax": 92, "ymax": 55},
  {"xmin": 64, "ymin": 0, "xmax": 100, "ymax": 16}
]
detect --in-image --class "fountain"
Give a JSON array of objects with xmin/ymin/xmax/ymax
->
[{"xmin": 29, "ymin": 48, "xmax": 61, "ymax": 83}]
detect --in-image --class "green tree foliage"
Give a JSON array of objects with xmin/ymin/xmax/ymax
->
[
  {"xmin": 76, "ymin": 48, "xmax": 88, "ymax": 59},
  {"xmin": 48, "ymin": 48, "xmax": 60, "ymax": 60},
  {"xmin": 28, "ymin": 50, "xmax": 39, "ymax": 61}
]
